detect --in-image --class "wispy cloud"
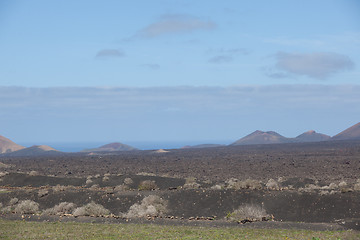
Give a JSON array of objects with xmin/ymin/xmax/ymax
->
[
  {"xmin": 95, "ymin": 49, "xmax": 125, "ymax": 59},
  {"xmin": 1, "ymin": 85, "xmax": 359, "ymax": 112},
  {"xmin": 134, "ymin": 14, "xmax": 216, "ymax": 38},
  {"xmin": 264, "ymin": 32, "xmax": 360, "ymax": 48},
  {"xmin": 271, "ymin": 52, "xmax": 355, "ymax": 79},
  {"xmin": 264, "ymin": 37, "xmax": 325, "ymax": 47},
  {"xmin": 1, "ymin": 85, "xmax": 359, "ymax": 141},
  {"xmin": 208, "ymin": 55, "xmax": 233, "ymax": 63},
  {"xmin": 208, "ymin": 48, "xmax": 250, "ymax": 64},
  {"xmin": 141, "ymin": 63, "xmax": 160, "ymax": 70}
]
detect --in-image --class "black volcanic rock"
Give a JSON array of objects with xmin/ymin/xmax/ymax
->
[
  {"xmin": 332, "ymin": 122, "xmax": 360, "ymax": 140},
  {"xmin": 295, "ymin": 130, "xmax": 331, "ymax": 142},
  {"xmin": 182, "ymin": 144, "xmax": 225, "ymax": 149},
  {"xmin": 82, "ymin": 142, "xmax": 137, "ymax": 152},
  {"xmin": 230, "ymin": 130, "xmax": 291, "ymax": 146},
  {"xmin": 0, "ymin": 135, "xmax": 24, "ymax": 153}
]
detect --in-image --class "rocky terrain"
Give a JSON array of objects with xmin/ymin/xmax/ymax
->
[{"xmin": 0, "ymin": 139, "xmax": 360, "ymax": 230}]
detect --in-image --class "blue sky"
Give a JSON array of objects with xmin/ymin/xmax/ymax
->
[{"xmin": 0, "ymin": 1, "xmax": 359, "ymax": 149}]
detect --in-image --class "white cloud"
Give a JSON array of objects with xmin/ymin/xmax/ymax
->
[
  {"xmin": 274, "ymin": 52, "xmax": 355, "ymax": 79},
  {"xmin": 134, "ymin": 14, "xmax": 216, "ymax": 38}
]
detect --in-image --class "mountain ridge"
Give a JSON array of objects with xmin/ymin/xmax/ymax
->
[
  {"xmin": 82, "ymin": 142, "xmax": 137, "ymax": 152},
  {"xmin": 332, "ymin": 122, "xmax": 360, "ymax": 140},
  {"xmin": 0, "ymin": 135, "xmax": 25, "ymax": 153},
  {"xmin": 1, "ymin": 121, "xmax": 359, "ymax": 154},
  {"xmin": 1, "ymin": 145, "xmax": 61, "ymax": 157}
]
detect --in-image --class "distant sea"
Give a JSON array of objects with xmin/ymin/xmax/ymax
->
[{"xmin": 18, "ymin": 140, "xmax": 232, "ymax": 152}]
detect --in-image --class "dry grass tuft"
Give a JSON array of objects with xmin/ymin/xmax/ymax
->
[
  {"xmin": 38, "ymin": 189, "xmax": 49, "ymax": 198},
  {"xmin": 28, "ymin": 171, "xmax": 39, "ymax": 176},
  {"xmin": 0, "ymin": 162, "xmax": 11, "ymax": 168},
  {"xmin": 227, "ymin": 204, "xmax": 271, "ymax": 222},
  {"xmin": 114, "ymin": 184, "xmax": 130, "ymax": 192},
  {"xmin": 266, "ymin": 179, "xmax": 280, "ymax": 190},
  {"xmin": 122, "ymin": 195, "xmax": 168, "ymax": 218},
  {"xmin": 0, "ymin": 172, "xmax": 9, "ymax": 178},
  {"xmin": 235, "ymin": 179, "xmax": 262, "ymax": 190},
  {"xmin": 43, "ymin": 202, "xmax": 76, "ymax": 215},
  {"xmin": 9, "ymin": 198, "xmax": 19, "ymax": 206},
  {"xmin": 73, "ymin": 202, "xmax": 110, "ymax": 217},
  {"xmin": 136, "ymin": 172, "xmax": 156, "ymax": 176},
  {"xmin": 85, "ymin": 179, "xmax": 93, "ymax": 185},
  {"xmin": 354, "ymin": 179, "xmax": 360, "ymax": 191},
  {"xmin": 52, "ymin": 185, "xmax": 66, "ymax": 192},
  {"xmin": 138, "ymin": 180, "xmax": 158, "ymax": 191},
  {"xmin": 14, "ymin": 200, "xmax": 39, "ymax": 214},
  {"xmin": 183, "ymin": 177, "xmax": 201, "ymax": 189},
  {"xmin": 89, "ymin": 184, "xmax": 100, "ymax": 190},
  {"xmin": 211, "ymin": 184, "xmax": 223, "ymax": 190},
  {"xmin": 124, "ymin": 178, "xmax": 133, "ymax": 185}
]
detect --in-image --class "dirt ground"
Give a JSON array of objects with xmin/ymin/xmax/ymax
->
[{"xmin": 1, "ymin": 139, "xmax": 360, "ymax": 230}]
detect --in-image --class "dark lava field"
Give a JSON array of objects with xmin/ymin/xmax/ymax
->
[{"xmin": 1, "ymin": 139, "xmax": 360, "ymax": 230}]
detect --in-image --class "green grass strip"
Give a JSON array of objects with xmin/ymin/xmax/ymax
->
[{"xmin": 0, "ymin": 219, "xmax": 359, "ymax": 240}]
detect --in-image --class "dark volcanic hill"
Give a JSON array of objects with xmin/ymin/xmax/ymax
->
[
  {"xmin": 332, "ymin": 122, "xmax": 360, "ymax": 140},
  {"xmin": 0, "ymin": 135, "xmax": 25, "ymax": 153},
  {"xmin": 295, "ymin": 130, "xmax": 331, "ymax": 142},
  {"xmin": 1, "ymin": 145, "xmax": 62, "ymax": 157},
  {"xmin": 82, "ymin": 142, "xmax": 137, "ymax": 152},
  {"xmin": 230, "ymin": 130, "xmax": 291, "ymax": 146},
  {"xmin": 182, "ymin": 144, "xmax": 225, "ymax": 149}
]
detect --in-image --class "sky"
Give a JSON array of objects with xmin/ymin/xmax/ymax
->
[{"xmin": 0, "ymin": 0, "xmax": 359, "ymax": 149}]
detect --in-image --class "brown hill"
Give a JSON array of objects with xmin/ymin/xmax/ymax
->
[
  {"xmin": 332, "ymin": 122, "xmax": 360, "ymax": 140},
  {"xmin": 1, "ymin": 145, "xmax": 61, "ymax": 157},
  {"xmin": 0, "ymin": 135, "xmax": 24, "ymax": 153},
  {"xmin": 230, "ymin": 130, "xmax": 291, "ymax": 146},
  {"xmin": 295, "ymin": 130, "xmax": 331, "ymax": 142},
  {"xmin": 82, "ymin": 142, "xmax": 137, "ymax": 152}
]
